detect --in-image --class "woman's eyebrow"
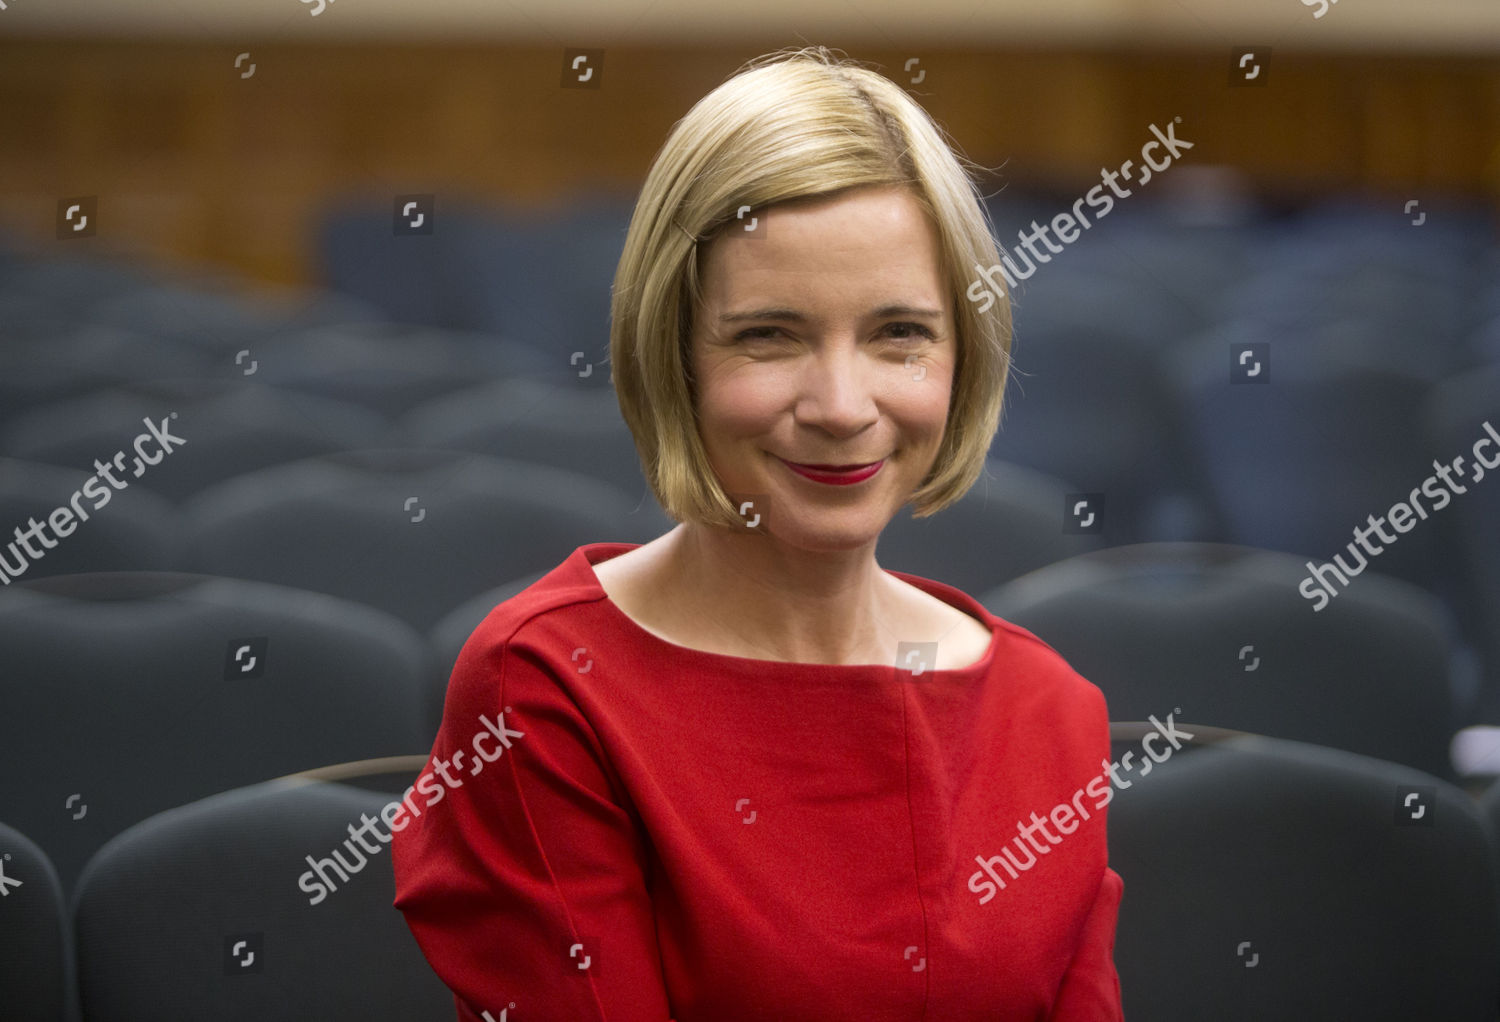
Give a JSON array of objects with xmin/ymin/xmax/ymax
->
[{"xmin": 718, "ymin": 303, "xmax": 944, "ymax": 323}]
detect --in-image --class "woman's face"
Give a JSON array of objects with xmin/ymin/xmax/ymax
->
[{"xmin": 688, "ymin": 183, "xmax": 956, "ymax": 550}]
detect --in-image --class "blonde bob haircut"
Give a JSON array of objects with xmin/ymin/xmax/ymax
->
[{"xmin": 610, "ymin": 45, "xmax": 1012, "ymax": 530}]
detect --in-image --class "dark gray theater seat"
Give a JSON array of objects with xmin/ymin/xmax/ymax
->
[
  {"xmin": 0, "ymin": 382, "xmax": 390, "ymax": 504},
  {"xmin": 249, "ymin": 320, "xmax": 549, "ymax": 418},
  {"xmin": 1108, "ymin": 734, "xmax": 1500, "ymax": 1019},
  {"xmin": 0, "ymin": 820, "xmax": 76, "ymax": 1022},
  {"xmin": 0, "ymin": 572, "xmax": 436, "ymax": 897},
  {"xmin": 183, "ymin": 448, "xmax": 672, "ymax": 632},
  {"xmin": 398, "ymin": 376, "xmax": 650, "ymax": 498},
  {"xmin": 984, "ymin": 542, "xmax": 1460, "ymax": 779},
  {"xmin": 73, "ymin": 778, "xmax": 452, "ymax": 1021},
  {"xmin": 0, "ymin": 458, "xmax": 179, "ymax": 580},
  {"xmin": 878, "ymin": 458, "xmax": 1106, "ymax": 597},
  {"xmin": 1425, "ymin": 363, "xmax": 1500, "ymax": 722}
]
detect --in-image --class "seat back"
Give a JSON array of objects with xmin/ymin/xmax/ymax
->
[
  {"xmin": 73, "ymin": 777, "xmax": 453, "ymax": 1020},
  {"xmin": 879, "ymin": 459, "xmax": 1107, "ymax": 596},
  {"xmin": 1109, "ymin": 734, "xmax": 1500, "ymax": 1019},
  {"xmin": 183, "ymin": 448, "xmax": 671, "ymax": 632},
  {"xmin": 0, "ymin": 572, "xmax": 436, "ymax": 896},
  {"xmin": 0, "ymin": 820, "xmax": 76, "ymax": 1022},
  {"xmin": 985, "ymin": 542, "xmax": 1459, "ymax": 778}
]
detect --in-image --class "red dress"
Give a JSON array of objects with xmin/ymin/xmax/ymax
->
[{"xmin": 391, "ymin": 542, "xmax": 1124, "ymax": 1021}]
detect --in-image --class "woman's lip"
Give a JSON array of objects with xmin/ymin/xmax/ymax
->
[
  {"xmin": 778, "ymin": 457, "xmax": 886, "ymax": 485},
  {"xmin": 785, "ymin": 459, "xmax": 881, "ymax": 470}
]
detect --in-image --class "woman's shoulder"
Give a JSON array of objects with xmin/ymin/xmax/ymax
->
[
  {"xmin": 449, "ymin": 546, "xmax": 626, "ymax": 673},
  {"xmin": 986, "ymin": 612, "xmax": 1109, "ymax": 710}
]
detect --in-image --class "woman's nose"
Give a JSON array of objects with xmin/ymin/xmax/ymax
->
[{"xmin": 794, "ymin": 341, "xmax": 882, "ymax": 433}]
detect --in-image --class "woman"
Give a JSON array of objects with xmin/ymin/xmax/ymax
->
[{"xmin": 391, "ymin": 45, "xmax": 1124, "ymax": 1021}]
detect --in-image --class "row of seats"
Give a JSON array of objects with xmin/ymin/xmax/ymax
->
[
  {"xmin": 985, "ymin": 543, "xmax": 1470, "ymax": 781},
  {"xmin": 0, "ymin": 447, "xmax": 1110, "ymax": 627},
  {"xmin": 312, "ymin": 190, "xmax": 1500, "ymax": 362},
  {"xmin": 7, "ymin": 732, "xmax": 1500, "ymax": 1020},
  {"xmin": 1, "ymin": 346, "xmax": 1496, "ymax": 572},
  {"xmin": 0, "ymin": 377, "xmax": 647, "ymax": 501},
  {"xmin": 3, "ymin": 341, "xmax": 1495, "ymax": 596},
  {"xmin": 983, "ymin": 191, "xmax": 1497, "ymax": 365},
  {"xmin": 4, "ymin": 253, "xmax": 1497, "ymax": 424},
  {"xmin": 0, "ymin": 539, "xmax": 1484, "ymax": 913},
  {"xmin": 4, "ymin": 281, "xmax": 1495, "ymax": 571},
  {"xmin": 8, "ymin": 192, "xmax": 1498, "ymax": 337},
  {"xmin": 4, "ymin": 407, "xmax": 1497, "ymax": 713},
  {"xmin": 0, "ymin": 320, "xmax": 560, "ymax": 427},
  {"xmin": 1, "ymin": 776, "xmax": 452, "ymax": 1022}
]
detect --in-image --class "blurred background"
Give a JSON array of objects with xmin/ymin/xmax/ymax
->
[{"xmin": 3, "ymin": 1, "xmax": 1500, "ymax": 1019}]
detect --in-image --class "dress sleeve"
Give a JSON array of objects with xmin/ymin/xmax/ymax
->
[
  {"xmin": 390, "ymin": 629, "xmax": 676, "ymax": 1022},
  {"xmin": 1048, "ymin": 866, "xmax": 1125, "ymax": 1021}
]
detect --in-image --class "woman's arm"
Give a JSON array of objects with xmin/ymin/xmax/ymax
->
[
  {"xmin": 391, "ymin": 631, "xmax": 674, "ymax": 1021},
  {"xmin": 1048, "ymin": 866, "xmax": 1126, "ymax": 1020}
]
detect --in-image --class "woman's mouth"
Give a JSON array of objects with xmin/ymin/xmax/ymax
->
[{"xmin": 779, "ymin": 457, "xmax": 886, "ymax": 485}]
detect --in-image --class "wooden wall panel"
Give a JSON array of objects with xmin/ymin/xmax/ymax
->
[{"xmin": 1, "ymin": 39, "xmax": 1495, "ymax": 288}]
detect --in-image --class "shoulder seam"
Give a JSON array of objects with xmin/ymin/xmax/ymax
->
[{"xmin": 470, "ymin": 582, "xmax": 609, "ymax": 652}]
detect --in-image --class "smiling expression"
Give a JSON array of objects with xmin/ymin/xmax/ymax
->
[{"xmin": 688, "ymin": 184, "xmax": 957, "ymax": 547}]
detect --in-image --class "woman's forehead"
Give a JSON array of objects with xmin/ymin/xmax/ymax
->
[{"xmin": 697, "ymin": 192, "xmax": 946, "ymax": 301}]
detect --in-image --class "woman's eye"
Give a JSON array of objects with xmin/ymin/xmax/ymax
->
[
  {"xmin": 884, "ymin": 322, "xmax": 936, "ymax": 343},
  {"xmin": 734, "ymin": 323, "xmax": 935, "ymax": 343}
]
